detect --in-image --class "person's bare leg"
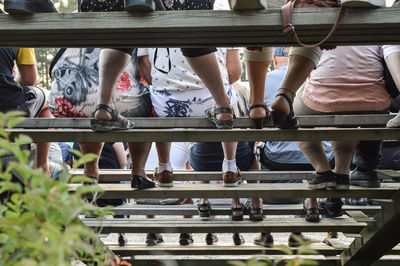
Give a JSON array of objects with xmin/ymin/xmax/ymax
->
[
  {"xmin": 296, "ymin": 141, "xmax": 331, "ymax": 173},
  {"xmin": 36, "ymin": 104, "xmax": 52, "ymax": 174},
  {"xmin": 79, "ymin": 142, "xmax": 104, "ymax": 179},
  {"xmin": 331, "ymin": 141, "xmax": 358, "ymax": 175},
  {"xmin": 247, "ymin": 60, "xmax": 271, "ymax": 119},
  {"xmin": 155, "ymin": 142, "xmax": 171, "ymax": 164},
  {"xmin": 222, "ymin": 142, "xmax": 237, "ymax": 161},
  {"xmin": 247, "ymin": 158, "xmax": 263, "ymax": 216},
  {"xmin": 185, "ymin": 53, "xmax": 232, "ymax": 122},
  {"xmin": 128, "ymin": 142, "xmax": 152, "ymax": 179},
  {"xmin": 94, "ymin": 49, "xmax": 131, "ymax": 122}
]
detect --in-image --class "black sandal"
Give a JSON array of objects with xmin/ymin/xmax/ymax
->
[
  {"xmin": 131, "ymin": 175, "xmax": 156, "ymax": 189},
  {"xmin": 197, "ymin": 202, "xmax": 211, "ymax": 218},
  {"xmin": 271, "ymin": 89, "xmax": 298, "ymax": 129},
  {"xmin": 205, "ymin": 233, "xmax": 218, "ymax": 245},
  {"xmin": 91, "ymin": 104, "xmax": 135, "ymax": 132},
  {"xmin": 249, "ymin": 207, "xmax": 264, "ymax": 221},
  {"xmin": 249, "ymin": 104, "xmax": 270, "ymax": 129},
  {"xmin": 303, "ymin": 201, "xmax": 321, "ymax": 223},
  {"xmin": 233, "ymin": 233, "xmax": 245, "ymax": 245},
  {"xmin": 231, "ymin": 205, "xmax": 244, "ymax": 221},
  {"xmin": 205, "ymin": 106, "xmax": 235, "ymax": 129}
]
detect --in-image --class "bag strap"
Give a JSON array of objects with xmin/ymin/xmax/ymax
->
[
  {"xmin": 281, "ymin": 0, "xmax": 344, "ymax": 48},
  {"xmin": 49, "ymin": 48, "xmax": 66, "ymax": 78}
]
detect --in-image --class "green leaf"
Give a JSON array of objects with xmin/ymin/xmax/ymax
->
[
  {"xmin": 14, "ymin": 135, "xmax": 32, "ymax": 146},
  {"xmin": 70, "ymin": 176, "xmax": 96, "ymax": 184},
  {"xmin": 7, "ymin": 117, "xmax": 26, "ymax": 129}
]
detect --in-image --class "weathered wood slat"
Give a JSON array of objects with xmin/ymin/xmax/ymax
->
[
  {"xmin": 15, "ymin": 114, "xmax": 397, "ymax": 129},
  {"xmin": 8, "ymin": 128, "xmax": 400, "ymax": 143},
  {"xmin": 0, "ymin": 8, "xmax": 399, "ymax": 47},
  {"xmin": 108, "ymin": 243, "xmax": 342, "ymax": 256},
  {"xmin": 110, "ymin": 204, "xmax": 381, "ymax": 216},
  {"xmin": 83, "ymin": 217, "xmax": 365, "ymax": 233},
  {"xmin": 69, "ymin": 183, "xmax": 400, "ymax": 199}
]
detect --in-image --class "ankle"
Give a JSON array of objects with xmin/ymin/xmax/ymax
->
[
  {"xmin": 223, "ymin": 159, "xmax": 237, "ymax": 173},
  {"xmin": 158, "ymin": 162, "xmax": 173, "ymax": 172}
]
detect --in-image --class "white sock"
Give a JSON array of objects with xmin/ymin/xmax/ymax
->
[
  {"xmin": 158, "ymin": 162, "xmax": 173, "ymax": 172},
  {"xmin": 222, "ymin": 159, "xmax": 237, "ymax": 173}
]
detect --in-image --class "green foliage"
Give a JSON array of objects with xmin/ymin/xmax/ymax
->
[{"xmin": 0, "ymin": 112, "xmax": 114, "ymax": 265}]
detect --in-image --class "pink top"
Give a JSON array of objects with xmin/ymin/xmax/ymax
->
[{"xmin": 302, "ymin": 46, "xmax": 390, "ymax": 113}]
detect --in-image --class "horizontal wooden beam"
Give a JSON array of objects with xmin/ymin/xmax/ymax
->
[
  {"xmin": 83, "ymin": 217, "xmax": 365, "ymax": 233},
  {"xmin": 8, "ymin": 127, "xmax": 400, "ymax": 142},
  {"xmin": 110, "ymin": 204, "xmax": 381, "ymax": 216},
  {"xmin": 0, "ymin": 8, "xmax": 399, "ymax": 47},
  {"xmin": 16, "ymin": 114, "xmax": 396, "ymax": 129},
  {"xmin": 108, "ymin": 243, "xmax": 342, "ymax": 256},
  {"xmin": 69, "ymin": 183, "xmax": 400, "ymax": 199}
]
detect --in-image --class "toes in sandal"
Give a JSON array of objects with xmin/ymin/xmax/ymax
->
[
  {"xmin": 205, "ymin": 233, "xmax": 218, "ymax": 245},
  {"xmin": 131, "ymin": 175, "xmax": 156, "ymax": 189},
  {"xmin": 231, "ymin": 205, "xmax": 244, "ymax": 221},
  {"xmin": 197, "ymin": 202, "xmax": 211, "ymax": 218},
  {"xmin": 249, "ymin": 207, "xmax": 264, "ymax": 221},
  {"xmin": 91, "ymin": 104, "xmax": 135, "ymax": 132},
  {"xmin": 205, "ymin": 106, "xmax": 235, "ymax": 129},
  {"xmin": 249, "ymin": 104, "xmax": 270, "ymax": 129},
  {"xmin": 303, "ymin": 201, "xmax": 321, "ymax": 223},
  {"xmin": 271, "ymin": 89, "xmax": 298, "ymax": 129},
  {"xmin": 233, "ymin": 233, "xmax": 245, "ymax": 246}
]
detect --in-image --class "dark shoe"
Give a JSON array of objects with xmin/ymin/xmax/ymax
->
[
  {"xmin": 322, "ymin": 232, "xmax": 338, "ymax": 245},
  {"xmin": 205, "ymin": 233, "xmax": 218, "ymax": 245},
  {"xmin": 230, "ymin": 0, "xmax": 267, "ymax": 10},
  {"xmin": 153, "ymin": 167, "xmax": 174, "ymax": 187},
  {"xmin": 197, "ymin": 202, "xmax": 211, "ymax": 219},
  {"xmin": 308, "ymin": 171, "xmax": 336, "ymax": 190},
  {"xmin": 303, "ymin": 200, "xmax": 320, "ymax": 223},
  {"xmin": 249, "ymin": 104, "xmax": 270, "ymax": 129},
  {"xmin": 271, "ymin": 89, "xmax": 298, "ymax": 129},
  {"xmin": 223, "ymin": 169, "xmax": 241, "ymax": 187},
  {"xmin": 335, "ymin": 173, "xmax": 350, "ymax": 191},
  {"xmin": 249, "ymin": 206, "xmax": 264, "ymax": 222},
  {"xmin": 254, "ymin": 232, "xmax": 274, "ymax": 248},
  {"xmin": 146, "ymin": 233, "xmax": 164, "ymax": 246},
  {"xmin": 118, "ymin": 233, "xmax": 128, "ymax": 247},
  {"xmin": 288, "ymin": 232, "xmax": 309, "ymax": 248},
  {"xmin": 349, "ymin": 167, "xmax": 380, "ymax": 188},
  {"xmin": 5, "ymin": 0, "xmax": 58, "ymax": 14},
  {"xmin": 124, "ymin": 0, "xmax": 154, "ymax": 12},
  {"xmin": 179, "ymin": 233, "xmax": 194, "ymax": 246},
  {"xmin": 91, "ymin": 104, "xmax": 135, "ymax": 132},
  {"xmin": 233, "ymin": 233, "xmax": 245, "ymax": 245},
  {"xmin": 131, "ymin": 175, "xmax": 156, "ymax": 189},
  {"xmin": 231, "ymin": 204, "xmax": 244, "ymax": 221},
  {"xmin": 319, "ymin": 198, "xmax": 343, "ymax": 218},
  {"xmin": 205, "ymin": 106, "xmax": 235, "ymax": 129}
]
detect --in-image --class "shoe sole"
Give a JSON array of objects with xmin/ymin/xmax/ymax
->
[
  {"xmin": 341, "ymin": 0, "xmax": 385, "ymax": 7},
  {"xmin": 223, "ymin": 181, "xmax": 240, "ymax": 187},
  {"xmin": 231, "ymin": 0, "xmax": 267, "ymax": 10},
  {"xmin": 179, "ymin": 239, "xmax": 193, "ymax": 246},
  {"xmin": 336, "ymin": 184, "xmax": 350, "ymax": 190},
  {"xmin": 308, "ymin": 182, "xmax": 336, "ymax": 190},
  {"xmin": 158, "ymin": 182, "xmax": 174, "ymax": 187},
  {"xmin": 124, "ymin": 0, "xmax": 155, "ymax": 12},
  {"xmin": 349, "ymin": 180, "xmax": 380, "ymax": 188}
]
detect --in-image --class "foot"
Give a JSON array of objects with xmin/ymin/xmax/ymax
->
[
  {"xmin": 335, "ymin": 173, "xmax": 350, "ymax": 190},
  {"xmin": 231, "ymin": 203, "xmax": 244, "ymax": 221},
  {"xmin": 179, "ymin": 233, "xmax": 194, "ymax": 246},
  {"xmin": 124, "ymin": 0, "xmax": 155, "ymax": 12},
  {"xmin": 5, "ymin": 0, "xmax": 58, "ymax": 14},
  {"xmin": 205, "ymin": 106, "xmax": 234, "ymax": 129},
  {"xmin": 233, "ymin": 233, "xmax": 245, "ymax": 245},
  {"xmin": 153, "ymin": 167, "xmax": 173, "ymax": 187},
  {"xmin": 91, "ymin": 104, "xmax": 134, "ymax": 131},
  {"xmin": 254, "ymin": 232, "xmax": 274, "ymax": 248},
  {"xmin": 146, "ymin": 233, "xmax": 164, "ymax": 246},
  {"xmin": 319, "ymin": 198, "xmax": 343, "ymax": 218},
  {"xmin": 308, "ymin": 171, "xmax": 336, "ymax": 190},
  {"xmin": 197, "ymin": 200, "xmax": 211, "ymax": 219},
  {"xmin": 118, "ymin": 233, "xmax": 128, "ymax": 247},
  {"xmin": 322, "ymin": 232, "xmax": 339, "ymax": 245},
  {"xmin": 249, "ymin": 104, "xmax": 270, "ymax": 129},
  {"xmin": 249, "ymin": 198, "xmax": 264, "ymax": 221},
  {"xmin": 349, "ymin": 167, "xmax": 380, "ymax": 188},
  {"xmin": 222, "ymin": 169, "xmax": 241, "ymax": 187},
  {"xmin": 288, "ymin": 232, "xmax": 309, "ymax": 248},
  {"xmin": 271, "ymin": 88, "xmax": 299, "ymax": 129},
  {"xmin": 205, "ymin": 233, "xmax": 219, "ymax": 245},
  {"xmin": 230, "ymin": 0, "xmax": 267, "ymax": 10},
  {"xmin": 303, "ymin": 198, "xmax": 320, "ymax": 222},
  {"xmin": 387, "ymin": 113, "xmax": 400, "ymax": 128},
  {"xmin": 131, "ymin": 174, "xmax": 156, "ymax": 189}
]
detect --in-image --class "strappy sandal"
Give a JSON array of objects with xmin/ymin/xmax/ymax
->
[
  {"xmin": 131, "ymin": 175, "xmax": 156, "ymax": 189},
  {"xmin": 197, "ymin": 202, "xmax": 211, "ymax": 218},
  {"xmin": 231, "ymin": 204, "xmax": 244, "ymax": 221},
  {"xmin": 303, "ymin": 200, "xmax": 321, "ymax": 223},
  {"xmin": 90, "ymin": 104, "xmax": 135, "ymax": 132},
  {"xmin": 233, "ymin": 233, "xmax": 245, "ymax": 246},
  {"xmin": 249, "ymin": 206, "xmax": 264, "ymax": 221},
  {"xmin": 249, "ymin": 104, "xmax": 270, "ymax": 129},
  {"xmin": 205, "ymin": 106, "xmax": 235, "ymax": 129},
  {"xmin": 271, "ymin": 88, "xmax": 298, "ymax": 129}
]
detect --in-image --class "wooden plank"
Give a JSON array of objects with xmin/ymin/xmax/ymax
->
[
  {"xmin": 83, "ymin": 217, "xmax": 365, "ymax": 233},
  {"xmin": 8, "ymin": 128, "xmax": 400, "ymax": 143},
  {"xmin": 110, "ymin": 204, "xmax": 381, "ymax": 216},
  {"xmin": 1, "ymin": 8, "xmax": 400, "ymax": 47},
  {"xmin": 15, "ymin": 114, "xmax": 397, "ymax": 129},
  {"xmin": 108, "ymin": 243, "xmax": 342, "ymax": 256},
  {"xmin": 69, "ymin": 183, "xmax": 400, "ymax": 199}
]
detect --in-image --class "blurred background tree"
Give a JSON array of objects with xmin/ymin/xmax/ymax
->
[{"xmin": 35, "ymin": 0, "xmax": 78, "ymax": 90}]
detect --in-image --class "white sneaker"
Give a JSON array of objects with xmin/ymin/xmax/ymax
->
[
  {"xmin": 230, "ymin": 0, "xmax": 267, "ymax": 10},
  {"xmin": 386, "ymin": 114, "xmax": 400, "ymax": 128},
  {"xmin": 341, "ymin": 0, "xmax": 385, "ymax": 7}
]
